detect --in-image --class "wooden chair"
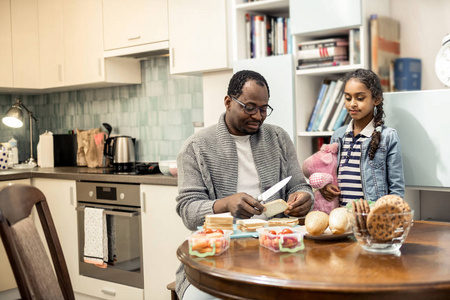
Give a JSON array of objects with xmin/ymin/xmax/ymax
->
[
  {"xmin": 0, "ymin": 184, "xmax": 75, "ymax": 300},
  {"xmin": 166, "ymin": 281, "xmax": 178, "ymax": 300}
]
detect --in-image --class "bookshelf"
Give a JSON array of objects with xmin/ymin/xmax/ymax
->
[
  {"xmin": 232, "ymin": 0, "xmax": 290, "ymax": 61},
  {"xmin": 291, "ymin": 0, "xmax": 391, "ymax": 164}
]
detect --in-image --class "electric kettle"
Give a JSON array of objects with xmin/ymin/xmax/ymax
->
[{"xmin": 104, "ymin": 136, "xmax": 136, "ymax": 173}]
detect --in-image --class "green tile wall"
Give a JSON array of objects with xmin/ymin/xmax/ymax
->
[{"xmin": 0, "ymin": 56, "xmax": 203, "ymax": 163}]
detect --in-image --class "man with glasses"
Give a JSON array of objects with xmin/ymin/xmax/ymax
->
[{"xmin": 175, "ymin": 70, "xmax": 313, "ymax": 300}]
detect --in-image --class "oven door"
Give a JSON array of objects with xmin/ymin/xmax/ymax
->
[{"xmin": 77, "ymin": 203, "xmax": 143, "ymax": 288}]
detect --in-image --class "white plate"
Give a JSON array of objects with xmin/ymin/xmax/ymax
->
[{"xmin": 297, "ymin": 225, "xmax": 353, "ymax": 240}]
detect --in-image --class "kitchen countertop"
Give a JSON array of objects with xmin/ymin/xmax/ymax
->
[{"xmin": 0, "ymin": 167, "xmax": 178, "ymax": 186}]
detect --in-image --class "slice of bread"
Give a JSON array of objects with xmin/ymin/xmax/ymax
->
[
  {"xmin": 236, "ymin": 219, "xmax": 268, "ymax": 232},
  {"xmin": 204, "ymin": 212, "xmax": 234, "ymax": 230},
  {"xmin": 268, "ymin": 217, "xmax": 299, "ymax": 227},
  {"xmin": 263, "ymin": 199, "xmax": 289, "ymax": 218}
]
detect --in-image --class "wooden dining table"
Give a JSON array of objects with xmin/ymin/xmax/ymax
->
[{"xmin": 177, "ymin": 220, "xmax": 450, "ymax": 300}]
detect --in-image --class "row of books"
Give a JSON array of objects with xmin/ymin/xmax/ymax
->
[
  {"xmin": 296, "ymin": 29, "xmax": 360, "ymax": 70},
  {"xmin": 306, "ymin": 79, "xmax": 351, "ymax": 132},
  {"xmin": 245, "ymin": 13, "xmax": 292, "ymax": 59}
]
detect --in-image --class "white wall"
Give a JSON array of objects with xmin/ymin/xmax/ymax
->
[{"xmin": 391, "ymin": 0, "xmax": 450, "ymax": 90}]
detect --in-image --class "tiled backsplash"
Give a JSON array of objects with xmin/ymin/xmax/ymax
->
[{"xmin": 0, "ymin": 56, "xmax": 203, "ymax": 163}]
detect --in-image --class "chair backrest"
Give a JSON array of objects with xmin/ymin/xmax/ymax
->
[{"xmin": 0, "ymin": 184, "xmax": 75, "ymax": 300}]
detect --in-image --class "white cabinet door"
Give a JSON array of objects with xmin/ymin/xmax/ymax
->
[
  {"xmin": 0, "ymin": 179, "xmax": 30, "ymax": 292},
  {"xmin": 289, "ymin": 0, "xmax": 362, "ymax": 35},
  {"xmin": 62, "ymin": 0, "xmax": 104, "ymax": 85},
  {"xmin": 168, "ymin": 0, "xmax": 230, "ymax": 74},
  {"xmin": 140, "ymin": 185, "xmax": 190, "ymax": 300},
  {"xmin": 10, "ymin": 0, "xmax": 40, "ymax": 88},
  {"xmin": 38, "ymin": 0, "xmax": 64, "ymax": 88},
  {"xmin": 103, "ymin": 0, "xmax": 168, "ymax": 51},
  {"xmin": 31, "ymin": 178, "xmax": 79, "ymax": 291},
  {"xmin": 0, "ymin": 0, "xmax": 13, "ymax": 88}
]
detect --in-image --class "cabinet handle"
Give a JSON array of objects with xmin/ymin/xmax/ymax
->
[
  {"xmin": 101, "ymin": 288, "xmax": 116, "ymax": 296},
  {"xmin": 171, "ymin": 47, "xmax": 175, "ymax": 68},
  {"xmin": 142, "ymin": 192, "xmax": 146, "ymax": 213},
  {"xmin": 76, "ymin": 206, "xmax": 139, "ymax": 217},
  {"xmin": 98, "ymin": 58, "xmax": 102, "ymax": 76},
  {"xmin": 128, "ymin": 35, "xmax": 141, "ymax": 40},
  {"xmin": 70, "ymin": 187, "xmax": 74, "ymax": 206},
  {"xmin": 58, "ymin": 64, "xmax": 62, "ymax": 82}
]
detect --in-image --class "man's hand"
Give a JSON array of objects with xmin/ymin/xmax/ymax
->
[
  {"xmin": 213, "ymin": 193, "xmax": 266, "ymax": 219},
  {"xmin": 320, "ymin": 183, "xmax": 340, "ymax": 201},
  {"xmin": 285, "ymin": 192, "xmax": 313, "ymax": 217}
]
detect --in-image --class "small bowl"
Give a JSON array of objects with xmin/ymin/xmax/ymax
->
[
  {"xmin": 169, "ymin": 162, "xmax": 177, "ymax": 177},
  {"xmin": 158, "ymin": 160, "xmax": 176, "ymax": 176},
  {"xmin": 349, "ymin": 211, "xmax": 414, "ymax": 255}
]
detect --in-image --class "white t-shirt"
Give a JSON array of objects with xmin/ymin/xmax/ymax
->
[{"xmin": 231, "ymin": 134, "xmax": 267, "ymax": 220}]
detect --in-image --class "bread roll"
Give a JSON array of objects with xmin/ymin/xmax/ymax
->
[
  {"xmin": 305, "ymin": 211, "xmax": 329, "ymax": 235},
  {"xmin": 328, "ymin": 207, "xmax": 350, "ymax": 234}
]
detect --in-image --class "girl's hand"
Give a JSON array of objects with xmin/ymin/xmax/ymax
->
[{"xmin": 320, "ymin": 184, "xmax": 340, "ymax": 201}]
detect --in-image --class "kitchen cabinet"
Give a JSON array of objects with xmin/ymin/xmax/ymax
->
[
  {"xmin": 62, "ymin": 0, "xmax": 140, "ymax": 88},
  {"xmin": 102, "ymin": 0, "xmax": 169, "ymax": 57},
  {"xmin": 140, "ymin": 184, "xmax": 191, "ymax": 299},
  {"xmin": 0, "ymin": 0, "xmax": 13, "ymax": 88},
  {"xmin": 168, "ymin": 0, "xmax": 232, "ymax": 74},
  {"xmin": 31, "ymin": 178, "xmax": 79, "ymax": 291},
  {"xmin": 0, "ymin": 0, "xmax": 141, "ymax": 93},
  {"xmin": 290, "ymin": 0, "xmax": 362, "ymax": 35},
  {"xmin": 0, "ymin": 179, "xmax": 30, "ymax": 294},
  {"xmin": 11, "ymin": 0, "xmax": 40, "ymax": 89},
  {"xmin": 38, "ymin": 0, "xmax": 64, "ymax": 88}
]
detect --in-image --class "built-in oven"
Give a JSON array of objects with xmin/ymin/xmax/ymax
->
[{"xmin": 76, "ymin": 181, "xmax": 143, "ymax": 288}]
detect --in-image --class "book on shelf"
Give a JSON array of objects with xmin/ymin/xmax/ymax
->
[
  {"xmin": 370, "ymin": 14, "xmax": 400, "ymax": 92},
  {"xmin": 297, "ymin": 61, "xmax": 349, "ymax": 70},
  {"xmin": 298, "ymin": 37, "xmax": 349, "ymax": 50},
  {"xmin": 298, "ymin": 54, "xmax": 348, "ymax": 65},
  {"xmin": 349, "ymin": 28, "xmax": 361, "ymax": 65},
  {"xmin": 332, "ymin": 105, "xmax": 348, "ymax": 131},
  {"xmin": 326, "ymin": 93, "xmax": 345, "ymax": 131},
  {"xmin": 298, "ymin": 46, "xmax": 348, "ymax": 60},
  {"xmin": 245, "ymin": 13, "xmax": 290, "ymax": 59},
  {"xmin": 312, "ymin": 80, "xmax": 337, "ymax": 131},
  {"xmin": 306, "ymin": 79, "xmax": 331, "ymax": 132},
  {"xmin": 276, "ymin": 17, "xmax": 285, "ymax": 55},
  {"xmin": 317, "ymin": 79, "xmax": 344, "ymax": 132}
]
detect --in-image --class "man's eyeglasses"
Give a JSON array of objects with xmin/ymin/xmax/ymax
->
[{"xmin": 230, "ymin": 96, "xmax": 273, "ymax": 117}]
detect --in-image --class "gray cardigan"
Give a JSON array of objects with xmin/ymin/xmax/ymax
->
[{"xmin": 175, "ymin": 113, "xmax": 313, "ymax": 298}]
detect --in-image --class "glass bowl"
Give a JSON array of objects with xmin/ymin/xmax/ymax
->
[{"xmin": 348, "ymin": 210, "xmax": 414, "ymax": 255}]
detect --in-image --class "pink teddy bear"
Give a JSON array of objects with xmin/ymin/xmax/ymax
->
[{"xmin": 302, "ymin": 143, "xmax": 339, "ymax": 214}]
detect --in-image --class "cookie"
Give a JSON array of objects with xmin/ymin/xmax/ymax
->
[
  {"xmin": 351, "ymin": 201, "xmax": 361, "ymax": 234},
  {"xmin": 355, "ymin": 200, "xmax": 367, "ymax": 234},
  {"xmin": 367, "ymin": 196, "xmax": 404, "ymax": 241}
]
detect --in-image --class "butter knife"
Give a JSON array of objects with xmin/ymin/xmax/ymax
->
[{"xmin": 256, "ymin": 176, "xmax": 292, "ymax": 204}]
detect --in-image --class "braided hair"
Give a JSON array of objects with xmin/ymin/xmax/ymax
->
[
  {"xmin": 227, "ymin": 70, "xmax": 270, "ymax": 99},
  {"xmin": 342, "ymin": 69, "xmax": 384, "ymax": 160}
]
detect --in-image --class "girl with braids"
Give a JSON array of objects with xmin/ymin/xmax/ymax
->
[{"xmin": 321, "ymin": 69, "xmax": 405, "ymax": 205}]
